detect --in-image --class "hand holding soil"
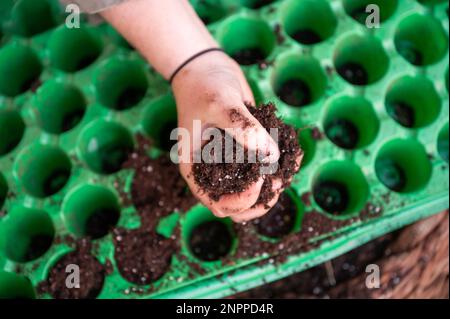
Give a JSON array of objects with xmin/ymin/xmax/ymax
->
[
  {"xmin": 172, "ymin": 52, "xmax": 301, "ymax": 222},
  {"xmin": 102, "ymin": 0, "xmax": 302, "ymax": 222}
]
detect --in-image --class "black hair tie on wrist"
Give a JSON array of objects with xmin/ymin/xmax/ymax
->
[{"xmin": 169, "ymin": 48, "xmax": 225, "ymax": 85}]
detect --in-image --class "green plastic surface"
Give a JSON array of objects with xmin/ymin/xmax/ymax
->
[{"xmin": 0, "ymin": 0, "xmax": 449, "ymax": 299}]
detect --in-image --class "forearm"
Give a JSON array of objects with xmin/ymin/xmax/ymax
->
[{"xmin": 101, "ymin": 0, "xmax": 218, "ymax": 79}]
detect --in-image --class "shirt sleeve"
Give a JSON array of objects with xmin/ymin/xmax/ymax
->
[{"xmin": 60, "ymin": 0, "xmax": 133, "ymax": 14}]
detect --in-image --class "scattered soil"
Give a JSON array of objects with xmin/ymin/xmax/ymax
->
[
  {"xmin": 292, "ymin": 29, "xmax": 322, "ymax": 45},
  {"xmin": 231, "ymin": 48, "xmax": 266, "ymax": 66},
  {"xmin": 189, "ymin": 220, "xmax": 233, "ymax": 261},
  {"xmin": 123, "ymin": 135, "xmax": 196, "ymax": 228},
  {"xmin": 274, "ymin": 24, "xmax": 285, "ymax": 45},
  {"xmin": 387, "ymin": 101, "xmax": 415, "ymax": 128},
  {"xmin": 276, "ymin": 79, "xmax": 312, "ymax": 107},
  {"xmin": 113, "ymin": 227, "xmax": 176, "ymax": 285},
  {"xmin": 311, "ymin": 127, "xmax": 325, "ymax": 140},
  {"xmin": 252, "ymin": 192, "xmax": 297, "ymax": 239},
  {"xmin": 192, "ymin": 103, "xmax": 302, "ymax": 206},
  {"xmin": 37, "ymin": 240, "xmax": 105, "ymax": 299},
  {"xmin": 325, "ymin": 119, "xmax": 359, "ymax": 149},
  {"xmin": 336, "ymin": 62, "xmax": 369, "ymax": 86}
]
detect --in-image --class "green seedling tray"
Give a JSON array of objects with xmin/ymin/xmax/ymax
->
[{"xmin": 0, "ymin": 0, "xmax": 449, "ymax": 299}]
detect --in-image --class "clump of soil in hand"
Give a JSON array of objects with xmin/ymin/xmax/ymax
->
[
  {"xmin": 276, "ymin": 79, "xmax": 312, "ymax": 107},
  {"xmin": 231, "ymin": 48, "xmax": 266, "ymax": 66},
  {"xmin": 192, "ymin": 132, "xmax": 261, "ymax": 201},
  {"xmin": 37, "ymin": 240, "xmax": 105, "ymax": 299},
  {"xmin": 113, "ymin": 228, "xmax": 176, "ymax": 285},
  {"xmin": 189, "ymin": 220, "xmax": 233, "ymax": 261},
  {"xmin": 192, "ymin": 103, "xmax": 302, "ymax": 207},
  {"xmin": 252, "ymin": 192, "xmax": 297, "ymax": 239},
  {"xmin": 249, "ymin": 103, "xmax": 302, "ymax": 206}
]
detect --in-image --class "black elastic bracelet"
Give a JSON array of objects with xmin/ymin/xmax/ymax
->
[{"xmin": 169, "ymin": 48, "xmax": 225, "ymax": 84}]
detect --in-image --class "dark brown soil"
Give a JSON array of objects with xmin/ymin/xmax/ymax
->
[
  {"xmin": 276, "ymin": 79, "xmax": 312, "ymax": 107},
  {"xmin": 192, "ymin": 103, "xmax": 302, "ymax": 206},
  {"xmin": 123, "ymin": 135, "xmax": 197, "ymax": 228},
  {"xmin": 336, "ymin": 62, "xmax": 369, "ymax": 86},
  {"xmin": 192, "ymin": 131, "xmax": 261, "ymax": 202},
  {"xmin": 231, "ymin": 48, "xmax": 266, "ymax": 66},
  {"xmin": 292, "ymin": 29, "xmax": 322, "ymax": 45},
  {"xmin": 274, "ymin": 24, "xmax": 285, "ymax": 45},
  {"xmin": 325, "ymin": 119, "xmax": 359, "ymax": 149},
  {"xmin": 113, "ymin": 227, "xmax": 176, "ymax": 285},
  {"xmin": 37, "ymin": 240, "xmax": 105, "ymax": 299},
  {"xmin": 252, "ymin": 192, "xmax": 297, "ymax": 239},
  {"xmin": 249, "ymin": 103, "xmax": 302, "ymax": 205},
  {"xmin": 189, "ymin": 220, "xmax": 233, "ymax": 261}
]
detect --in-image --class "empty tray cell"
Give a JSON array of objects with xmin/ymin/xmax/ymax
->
[
  {"xmin": 0, "ymin": 206, "xmax": 55, "ymax": 263},
  {"xmin": 375, "ymin": 138, "xmax": 432, "ymax": 193}
]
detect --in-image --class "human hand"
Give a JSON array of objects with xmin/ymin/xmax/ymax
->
[{"xmin": 172, "ymin": 51, "xmax": 289, "ymax": 222}]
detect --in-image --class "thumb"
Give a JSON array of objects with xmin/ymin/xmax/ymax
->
[{"xmin": 216, "ymin": 104, "xmax": 280, "ymax": 164}]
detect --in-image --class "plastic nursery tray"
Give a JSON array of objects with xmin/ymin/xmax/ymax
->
[{"xmin": 0, "ymin": 0, "xmax": 449, "ymax": 299}]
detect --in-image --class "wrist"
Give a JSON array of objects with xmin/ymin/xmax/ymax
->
[{"xmin": 171, "ymin": 51, "xmax": 239, "ymax": 88}]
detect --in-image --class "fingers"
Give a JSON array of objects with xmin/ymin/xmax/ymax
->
[
  {"xmin": 214, "ymin": 177, "xmax": 264, "ymax": 215},
  {"xmin": 179, "ymin": 162, "xmax": 264, "ymax": 218},
  {"xmin": 231, "ymin": 179, "xmax": 283, "ymax": 223},
  {"xmin": 215, "ymin": 104, "xmax": 280, "ymax": 165}
]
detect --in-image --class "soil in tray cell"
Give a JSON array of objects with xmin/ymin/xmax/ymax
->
[
  {"xmin": 189, "ymin": 220, "xmax": 233, "ymax": 262},
  {"xmin": 253, "ymin": 192, "xmax": 297, "ymax": 239}
]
